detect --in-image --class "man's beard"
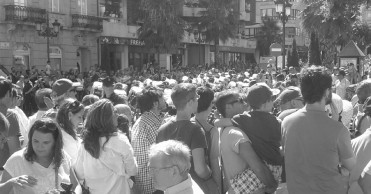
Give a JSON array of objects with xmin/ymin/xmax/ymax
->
[{"xmin": 325, "ymin": 91, "xmax": 332, "ymax": 105}]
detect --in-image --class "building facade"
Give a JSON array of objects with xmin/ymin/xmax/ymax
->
[
  {"xmin": 0, "ymin": 0, "xmax": 102, "ymax": 73},
  {"xmin": 254, "ymin": 0, "xmax": 308, "ymax": 64}
]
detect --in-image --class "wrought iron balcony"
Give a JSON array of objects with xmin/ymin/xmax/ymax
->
[
  {"xmin": 4, "ymin": 5, "xmax": 46, "ymax": 23},
  {"xmin": 72, "ymin": 14, "xmax": 103, "ymax": 31}
]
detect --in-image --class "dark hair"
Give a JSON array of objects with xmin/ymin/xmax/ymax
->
[
  {"xmin": 81, "ymin": 94, "xmax": 100, "ymax": 106},
  {"xmin": 0, "ymin": 79, "xmax": 12, "ymax": 99},
  {"xmin": 56, "ymin": 101, "xmax": 84, "ymax": 140},
  {"xmin": 117, "ymin": 114, "xmax": 130, "ymax": 142},
  {"xmin": 300, "ymin": 69, "xmax": 332, "ymax": 104},
  {"xmin": 197, "ymin": 86, "xmax": 214, "ymax": 113},
  {"xmin": 356, "ymin": 81, "xmax": 371, "ymax": 104},
  {"xmin": 171, "ymin": 83, "xmax": 197, "ymax": 110},
  {"xmin": 215, "ymin": 90, "xmax": 240, "ymax": 118},
  {"xmin": 35, "ymin": 88, "xmax": 52, "ymax": 110},
  {"xmin": 137, "ymin": 86, "xmax": 163, "ymax": 114},
  {"xmin": 24, "ymin": 118, "xmax": 64, "ymax": 168},
  {"xmin": 82, "ymin": 99, "xmax": 117, "ymax": 159}
]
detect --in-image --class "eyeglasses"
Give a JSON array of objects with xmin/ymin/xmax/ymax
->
[{"xmin": 148, "ymin": 165, "xmax": 177, "ymax": 173}]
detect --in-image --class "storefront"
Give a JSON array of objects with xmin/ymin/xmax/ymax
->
[{"xmin": 210, "ymin": 45, "xmax": 256, "ymax": 68}]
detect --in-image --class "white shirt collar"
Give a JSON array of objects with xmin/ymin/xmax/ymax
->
[{"xmin": 164, "ymin": 174, "xmax": 192, "ymax": 194}]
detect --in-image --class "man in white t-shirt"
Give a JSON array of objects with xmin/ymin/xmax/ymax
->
[
  {"xmin": 335, "ymin": 70, "xmax": 350, "ymax": 99},
  {"xmin": 216, "ymin": 91, "xmax": 277, "ymax": 193}
]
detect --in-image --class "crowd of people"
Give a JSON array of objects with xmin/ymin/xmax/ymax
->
[{"xmin": 1, "ymin": 60, "xmax": 371, "ymax": 194}]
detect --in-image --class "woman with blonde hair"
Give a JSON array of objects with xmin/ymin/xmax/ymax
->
[{"xmin": 75, "ymin": 99, "xmax": 137, "ymax": 194}]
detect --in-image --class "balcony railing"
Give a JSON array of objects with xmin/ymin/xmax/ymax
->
[
  {"xmin": 261, "ymin": 15, "xmax": 297, "ymax": 21},
  {"xmin": 71, "ymin": 14, "xmax": 103, "ymax": 31},
  {"xmin": 4, "ymin": 5, "xmax": 46, "ymax": 23}
]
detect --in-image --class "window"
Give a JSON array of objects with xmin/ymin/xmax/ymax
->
[
  {"xmin": 245, "ymin": 2, "xmax": 251, "ymax": 13},
  {"xmin": 367, "ymin": 11, "xmax": 371, "ymax": 18},
  {"xmin": 285, "ymin": 27, "xmax": 296, "ymax": 36},
  {"xmin": 78, "ymin": 0, "xmax": 87, "ymax": 15},
  {"xmin": 49, "ymin": 0, "xmax": 59, "ymax": 12},
  {"xmin": 261, "ymin": 9, "xmax": 277, "ymax": 18},
  {"xmin": 14, "ymin": 0, "xmax": 26, "ymax": 6},
  {"xmin": 261, "ymin": 9, "xmax": 267, "ymax": 17},
  {"xmin": 243, "ymin": 28, "xmax": 260, "ymax": 38}
]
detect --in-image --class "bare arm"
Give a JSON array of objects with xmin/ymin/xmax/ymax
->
[
  {"xmin": 239, "ymin": 141, "xmax": 278, "ymax": 192},
  {"xmin": 0, "ymin": 170, "xmax": 37, "ymax": 193},
  {"xmin": 192, "ymin": 148, "xmax": 212, "ymax": 180},
  {"xmin": 341, "ymin": 157, "xmax": 356, "ymax": 172}
]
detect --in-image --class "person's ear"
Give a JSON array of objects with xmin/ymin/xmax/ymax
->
[
  {"xmin": 170, "ymin": 165, "xmax": 178, "ymax": 177},
  {"xmin": 153, "ymin": 101, "xmax": 159, "ymax": 109}
]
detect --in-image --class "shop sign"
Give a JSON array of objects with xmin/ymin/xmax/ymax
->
[
  {"xmin": 0, "ymin": 42, "xmax": 10, "ymax": 49},
  {"xmin": 100, "ymin": 36, "xmax": 145, "ymax": 46},
  {"xmin": 129, "ymin": 39, "xmax": 145, "ymax": 46}
]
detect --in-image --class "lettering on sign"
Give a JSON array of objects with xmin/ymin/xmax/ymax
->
[{"xmin": 129, "ymin": 39, "xmax": 145, "ymax": 46}]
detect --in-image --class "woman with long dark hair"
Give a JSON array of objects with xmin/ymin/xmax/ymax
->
[
  {"xmin": 56, "ymin": 100, "xmax": 84, "ymax": 163},
  {"xmin": 0, "ymin": 118, "xmax": 72, "ymax": 194},
  {"xmin": 75, "ymin": 99, "xmax": 137, "ymax": 194}
]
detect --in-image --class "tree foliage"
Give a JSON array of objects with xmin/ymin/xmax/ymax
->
[
  {"xmin": 199, "ymin": 0, "xmax": 240, "ymax": 65},
  {"xmin": 301, "ymin": 0, "xmax": 369, "ymax": 65},
  {"xmin": 138, "ymin": 0, "xmax": 185, "ymax": 53},
  {"xmin": 256, "ymin": 17, "xmax": 281, "ymax": 56}
]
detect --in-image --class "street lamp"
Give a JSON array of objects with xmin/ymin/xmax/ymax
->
[
  {"xmin": 35, "ymin": 12, "xmax": 61, "ymax": 62},
  {"xmin": 194, "ymin": 30, "xmax": 206, "ymax": 67},
  {"xmin": 274, "ymin": 0, "xmax": 292, "ymax": 69}
]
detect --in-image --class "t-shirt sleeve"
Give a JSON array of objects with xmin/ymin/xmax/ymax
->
[
  {"xmin": 7, "ymin": 111, "xmax": 21, "ymax": 137},
  {"xmin": 337, "ymin": 125, "xmax": 354, "ymax": 160},
  {"xmin": 3, "ymin": 151, "xmax": 23, "ymax": 177},
  {"xmin": 190, "ymin": 125, "xmax": 207, "ymax": 150},
  {"xmin": 228, "ymin": 128, "xmax": 251, "ymax": 153}
]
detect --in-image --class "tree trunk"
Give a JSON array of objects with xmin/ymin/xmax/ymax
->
[{"xmin": 215, "ymin": 38, "xmax": 220, "ymax": 67}]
